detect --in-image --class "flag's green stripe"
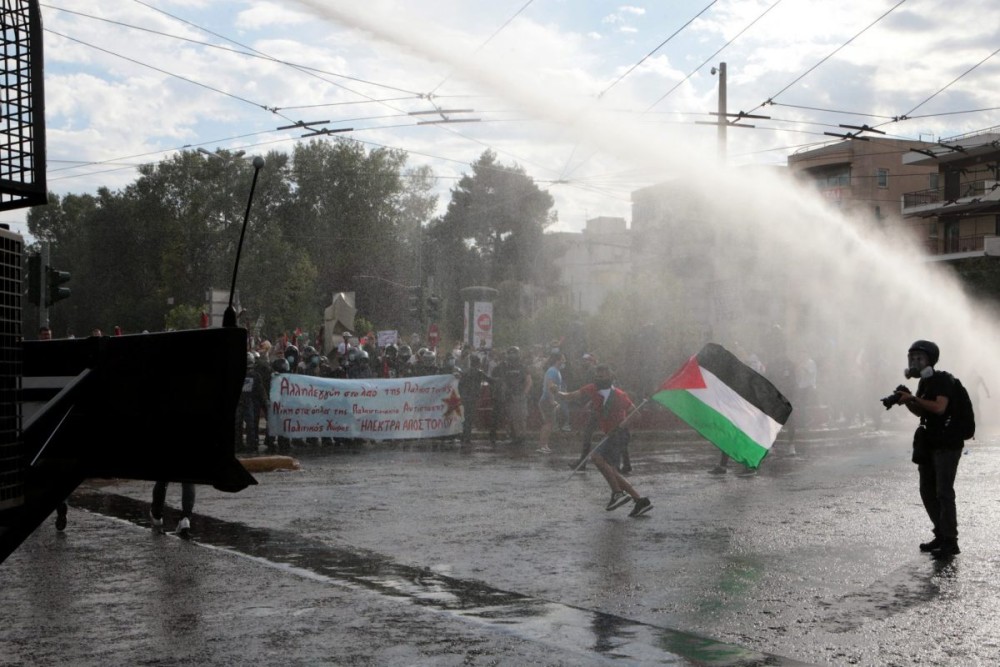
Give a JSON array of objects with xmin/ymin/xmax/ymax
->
[{"xmin": 652, "ymin": 390, "xmax": 769, "ymax": 468}]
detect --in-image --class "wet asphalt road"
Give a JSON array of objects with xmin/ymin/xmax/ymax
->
[{"xmin": 3, "ymin": 422, "xmax": 1000, "ymax": 666}]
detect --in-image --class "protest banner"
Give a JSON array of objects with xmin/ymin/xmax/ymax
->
[{"xmin": 267, "ymin": 374, "xmax": 463, "ymax": 440}]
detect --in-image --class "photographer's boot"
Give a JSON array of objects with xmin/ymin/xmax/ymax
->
[{"xmin": 931, "ymin": 540, "xmax": 960, "ymax": 557}]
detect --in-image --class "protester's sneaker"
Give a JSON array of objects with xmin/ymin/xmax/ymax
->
[
  {"xmin": 176, "ymin": 516, "xmax": 191, "ymax": 537},
  {"xmin": 150, "ymin": 511, "xmax": 164, "ymax": 534},
  {"xmin": 736, "ymin": 468, "xmax": 758, "ymax": 477},
  {"xmin": 708, "ymin": 466, "xmax": 728, "ymax": 475},
  {"xmin": 560, "ymin": 425, "xmax": 572, "ymax": 432},
  {"xmin": 536, "ymin": 446, "xmax": 553, "ymax": 454},
  {"xmin": 931, "ymin": 541, "xmax": 960, "ymax": 557},
  {"xmin": 605, "ymin": 491, "xmax": 633, "ymax": 511},
  {"xmin": 629, "ymin": 497, "xmax": 652, "ymax": 517},
  {"xmin": 919, "ymin": 537, "xmax": 943, "ymax": 552}
]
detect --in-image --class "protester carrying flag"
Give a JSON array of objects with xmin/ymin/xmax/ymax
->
[
  {"xmin": 558, "ymin": 364, "xmax": 652, "ymax": 517},
  {"xmin": 652, "ymin": 343, "xmax": 792, "ymax": 470}
]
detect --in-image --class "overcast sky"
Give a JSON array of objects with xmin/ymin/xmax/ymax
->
[{"xmin": 5, "ymin": 0, "xmax": 999, "ymax": 238}]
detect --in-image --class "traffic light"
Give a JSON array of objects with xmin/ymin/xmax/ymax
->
[
  {"xmin": 408, "ymin": 286, "xmax": 424, "ymax": 320},
  {"xmin": 26, "ymin": 254, "xmax": 41, "ymax": 306},
  {"xmin": 46, "ymin": 265, "xmax": 71, "ymax": 306},
  {"xmin": 426, "ymin": 294, "xmax": 442, "ymax": 321}
]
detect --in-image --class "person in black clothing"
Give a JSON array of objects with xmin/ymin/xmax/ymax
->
[
  {"xmin": 895, "ymin": 339, "xmax": 963, "ymax": 557},
  {"xmin": 458, "ymin": 355, "xmax": 491, "ymax": 444},
  {"xmin": 496, "ymin": 346, "xmax": 532, "ymax": 446}
]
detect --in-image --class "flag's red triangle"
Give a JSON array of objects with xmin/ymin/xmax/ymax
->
[{"xmin": 659, "ymin": 355, "xmax": 707, "ymax": 391}]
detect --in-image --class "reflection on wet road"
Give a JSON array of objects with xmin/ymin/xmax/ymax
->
[{"xmin": 73, "ymin": 491, "xmax": 805, "ymax": 666}]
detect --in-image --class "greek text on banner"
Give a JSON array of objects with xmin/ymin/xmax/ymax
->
[{"xmin": 268, "ymin": 374, "xmax": 463, "ymax": 440}]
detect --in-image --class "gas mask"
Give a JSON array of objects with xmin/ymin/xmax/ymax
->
[
  {"xmin": 904, "ymin": 365, "xmax": 934, "ymax": 380},
  {"xmin": 595, "ymin": 379, "xmax": 612, "ymax": 390}
]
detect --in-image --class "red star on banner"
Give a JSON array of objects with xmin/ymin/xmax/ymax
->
[{"xmin": 442, "ymin": 389, "xmax": 463, "ymax": 419}]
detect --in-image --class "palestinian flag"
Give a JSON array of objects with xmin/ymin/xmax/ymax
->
[{"xmin": 652, "ymin": 343, "xmax": 792, "ymax": 469}]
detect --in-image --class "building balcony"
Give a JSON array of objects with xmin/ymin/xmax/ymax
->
[
  {"xmin": 902, "ymin": 180, "xmax": 1000, "ymax": 218},
  {"xmin": 925, "ymin": 234, "xmax": 1000, "ymax": 257}
]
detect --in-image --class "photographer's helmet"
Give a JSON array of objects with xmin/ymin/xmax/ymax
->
[
  {"xmin": 384, "ymin": 344, "xmax": 398, "ymax": 359},
  {"xmin": 908, "ymin": 340, "xmax": 939, "ymax": 366},
  {"xmin": 272, "ymin": 358, "xmax": 290, "ymax": 373},
  {"xmin": 398, "ymin": 344, "xmax": 412, "ymax": 362}
]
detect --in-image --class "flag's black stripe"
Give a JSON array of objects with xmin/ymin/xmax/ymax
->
[{"xmin": 696, "ymin": 343, "xmax": 793, "ymax": 424}]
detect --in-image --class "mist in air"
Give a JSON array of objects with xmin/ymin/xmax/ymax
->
[{"xmin": 298, "ymin": 1, "xmax": 1000, "ymax": 427}]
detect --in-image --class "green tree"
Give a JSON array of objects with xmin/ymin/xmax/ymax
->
[
  {"xmin": 22, "ymin": 140, "xmax": 435, "ymax": 339},
  {"xmin": 287, "ymin": 140, "xmax": 433, "ymax": 323},
  {"xmin": 431, "ymin": 150, "xmax": 555, "ymax": 287}
]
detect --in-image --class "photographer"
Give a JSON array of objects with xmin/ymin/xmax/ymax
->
[{"xmin": 891, "ymin": 340, "xmax": 962, "ymax": 557}]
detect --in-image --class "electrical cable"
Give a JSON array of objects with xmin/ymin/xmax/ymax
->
[
  {"xmin": 42, "ymin": 3, "xmax": 422, "ymax": 96},
  {"xmin": 597, "ymin": 0, "xmax": 717, "ymax": 100},
  {"xmin": 44, "ymin": 28, "xmax": 295, "ymax": 122},
  {"xmin": 644, "ymin": 0, "xmax": 785, "ymax": 112},
  {"xmin": 752, "ymin": 0, "xmax": 908, "ymax": 115},
  {"xmin": 893, "ymin": 43, "xmax": 1000, "ymax": 122},
  {"xmin": 427, "ymin": 0, "xmax": 535, "ymax": 97}
]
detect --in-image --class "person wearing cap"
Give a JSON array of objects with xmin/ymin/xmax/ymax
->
[
  {"xmin": 895, "ymin": 340, "xmax": 963, "ymax": 558},
  {"xmin": 335, "ymin": 331, "xmax": 354, "ymax": 366}
]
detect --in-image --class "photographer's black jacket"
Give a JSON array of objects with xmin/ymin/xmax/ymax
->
[{"xmin": 916, "ymin": 371, "xmax": 962, "ymax": 449}]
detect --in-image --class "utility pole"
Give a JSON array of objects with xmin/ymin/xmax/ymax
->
[
  {"xmin": 716, "ymin": 62, "xmax": 727, "ymax": 163},
  {"xmin": 698, "ymin": 62, "xmax": 767, "ymax": 159}
]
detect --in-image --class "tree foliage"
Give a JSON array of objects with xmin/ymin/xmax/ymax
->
[
  {"xmin": 25, "ymin": 140, "xmax": 435, "ymax": 339},
  {"xmin": 425, "ymin": 150, "xmax": 556, "ymax": 340}
]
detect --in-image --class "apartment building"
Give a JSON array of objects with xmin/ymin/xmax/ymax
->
[
  {"xmin": 787, "ymin": 137, "xmax": 936, "ymax": 241},
  {"xmin": 900, "ymin": 127, "xmax": 1000, "ymax": 256},
  {"xmin": 551, "ymin": 216, "xmax": 631, "ymax": 315}
]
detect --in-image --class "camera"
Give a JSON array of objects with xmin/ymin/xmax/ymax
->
[{"xmin": 880, "ymin": 385, "xmax": 911, "ymax": 410}]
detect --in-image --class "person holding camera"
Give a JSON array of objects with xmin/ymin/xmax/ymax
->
[{"xmin": 892, "ymin": 340, "xmax": 963, "ymax": 557}]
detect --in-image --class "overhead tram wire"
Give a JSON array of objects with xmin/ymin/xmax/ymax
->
[
  {"xmin": 397, "ymin": 0, "xmax": 588, "ymax": 194},
  {"xmin": 426, "ymin": 0, "xmax": 535, "ymax": 98},
  {"xmin": 561, "ymin": 0, "xmax": 779, "ymax": 183},
  {"xmin": 644, "ymin": 0, "xmax": 785, "ymax": 113},
  {"xmin": 597, "ymin": 0, "xmax": 718, "ymax": 100},
  {"xmin": 43, "ymin": 3, "xmax": 422, "ymax": 98},
  {"xmin": 130, "ymin": 0, "xmax": 587, "ymax": 194},
  {"xmin": 887, "ymin": 43, "xmax": 1000, "ymax": 126},
  {"xmin": 752, "ymin": 0, "xmax": 909, "ymax": 117},
  {"xmin": 44, "ymin": 29, "xmax": 297, "ymax": 124},
  {"xmin": 768, "ymin": 102, "xmax": 897, "ymax": 120}
]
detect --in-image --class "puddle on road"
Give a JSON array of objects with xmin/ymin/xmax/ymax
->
[{"xmin": 73, "ymin": 491, "xmax": 807, "ymax": 666}]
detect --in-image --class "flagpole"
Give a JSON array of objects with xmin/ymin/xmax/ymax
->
[{"xmin": 565, "ymin": 398, "xmax": 649, "ymax": 481}]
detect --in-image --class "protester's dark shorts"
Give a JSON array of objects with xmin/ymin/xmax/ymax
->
[{"xmin": 592, "ymin": 428, "xmax": 629, "ymax": 468}]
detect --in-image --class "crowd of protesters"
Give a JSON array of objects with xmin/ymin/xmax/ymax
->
[{"xmin": 235, "ymin": 328, "xmax": 633, "ymax": 457}]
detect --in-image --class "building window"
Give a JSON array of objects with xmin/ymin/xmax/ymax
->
[
  {"xmin": 876, "ymin": 168, "xmax": 889, "ymax": 188},
  {"xmin": 929, "ymin": 172, "xmax": 940, "ymax": 190},
  {"xmin": 812, "ymin": 166, "xmax": 851, "ymax": 189}
]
